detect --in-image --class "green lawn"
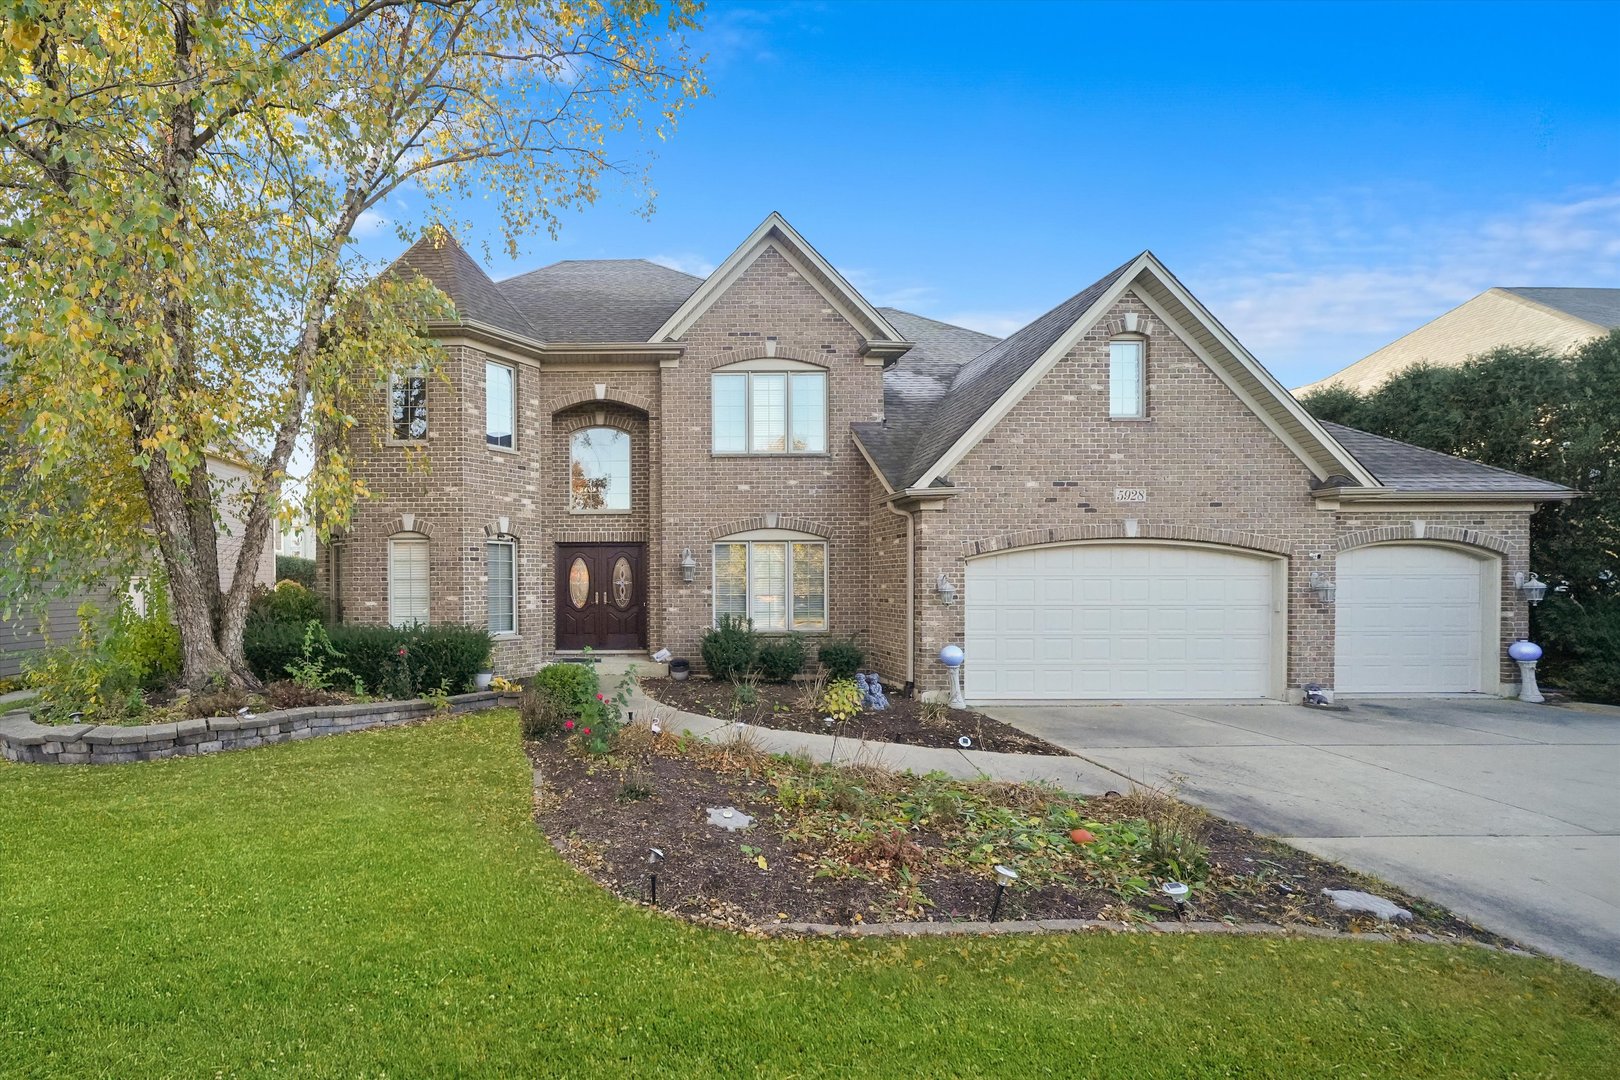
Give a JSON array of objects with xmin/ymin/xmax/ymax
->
[{"xmin": 2, "ymin": 712, "xmax": 1615, "ymax": 1078}]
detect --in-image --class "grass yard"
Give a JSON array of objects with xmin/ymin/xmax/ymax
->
[{"xmin": 2, "ymin": 711, "xmax": 1615, "ymax": 1078}]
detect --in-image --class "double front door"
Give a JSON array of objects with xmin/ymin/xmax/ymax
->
[{"xmin": 555, "ymin": 543, "xmax": 645, "ymax": 651}]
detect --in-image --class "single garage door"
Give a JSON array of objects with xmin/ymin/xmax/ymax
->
[
  {"xmin": 964, "ymin": 543, "xmax": 1277, "ymax": 700},
  {"xmin": 1335, "ymin": 544, "xmax": 1492, "ymax": 694}
]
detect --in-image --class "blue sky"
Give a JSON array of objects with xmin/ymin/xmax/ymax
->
[{"xmin": 357, "ymin": 0, "xmax": 1620, "ymax": 387}]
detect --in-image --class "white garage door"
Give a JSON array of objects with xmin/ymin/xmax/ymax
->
[
  {"xmin": 1335, "ymin": 544, "xmax": 1492, "ymax": 694},
  {"xmin": 964, "ymin": 544, "xmax": 1276, "ymax": 700}
]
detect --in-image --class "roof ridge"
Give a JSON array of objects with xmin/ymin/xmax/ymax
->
[{"xmin": 878, "ymin": 307, "xmax": 1003, "ymax": 342}]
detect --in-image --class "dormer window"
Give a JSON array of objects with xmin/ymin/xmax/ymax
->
[
  {"xmin": 1108, "ymin": 339, "xmax": 1145, "ymax": 419},
  {"xmin": 712, "ymin": 360, "xmax": 827, "ymax": 454}
]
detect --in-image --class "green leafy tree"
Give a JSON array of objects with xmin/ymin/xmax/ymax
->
[{"xmin": 0, "ymin": 1, "xmax": 706, "ymax": 688}]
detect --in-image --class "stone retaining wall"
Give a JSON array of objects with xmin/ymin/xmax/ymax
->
[{"xmin": 0, "ymin": 692, "xmax": 515, "ymax": 765}]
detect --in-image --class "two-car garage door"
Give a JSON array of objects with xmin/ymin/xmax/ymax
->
[{"xmin": 964, "ymin": 544, "xmax": 1278, "ymax": 700}]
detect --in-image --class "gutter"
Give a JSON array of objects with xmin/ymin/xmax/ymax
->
[
  {"xmin": 882, "ymin": 498, "xmax": 916, "ymax": 690},
  {"xmin": 1317, "ymin": 487, "xmax": 1580, "ymax": 504},
  {"xmin": 425, "ymin": 319, "xmax": 686, "ymax": 364}
]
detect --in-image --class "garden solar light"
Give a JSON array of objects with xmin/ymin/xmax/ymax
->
[
  {"xmin": 958, "ymin": 735, "xmax": 972, "ymax": 749},
  {"xmin": 1162, "ymin": 880, "xmax": 1189, "ymax": 919},
  {"xmin": 990, "ymin": 864, "xmax": 1018, "ymax": 922},
  {"xmin": 647, "ymin": 848, "xmax": 664, "ymax": 906}
]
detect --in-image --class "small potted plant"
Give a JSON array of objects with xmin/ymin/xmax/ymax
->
[
  {"xmin": 669, "ymin": 658, "xmax": 691, "ymax": 682},
  {"xmin": 473, "ymin": 670, "xmax": 495, "ymax": 691}
]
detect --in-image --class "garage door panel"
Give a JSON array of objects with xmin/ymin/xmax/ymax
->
[
  {"xmin": 966, "ymin": 544, "xmax": 1275, "ymax": 700},
  {"xmin": 1336, "ymin": 545, "xmax": 1489, "ymax": 694}
]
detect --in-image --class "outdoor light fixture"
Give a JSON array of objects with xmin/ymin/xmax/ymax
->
[
  {"xmin": 1515, "ymin": 571, "xmax": 1548, "ymax": 606},
  {"xmin": 680, "ymin": 548, "xmax": 697, "ymax": 584},
  {"xmin": 646, "ymin": 848, "xmax": 664, "ymax": 906},
  {"xmin": 1309, "ymin": 571, "xmax": 1336, "ymax": 605},
  {"xmin": 990, "ymin": 864, "xmax": 1018, "ymax": 922},
  {"xmin": 936, "ymin": 573, "xmax": 956, "ymax": 606},
  {"xmin": 1162, "ymin": 880, "xmax": 1189, "ymax": 920}
]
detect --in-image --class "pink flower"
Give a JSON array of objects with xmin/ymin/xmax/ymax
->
[
  {"xmin": 564, "ymin": 720, "xmax": 574, "ymax": 730},
  {"xmin": 397, "ymin": 646, "xmax": 407, "ymax": 657},
  {"xmin": 582, "ymin": 727, "xmax": 591, "ymax": 736},
  {"xmin": 595, "ymin": 693, "xmax": 605, "ymax": 701}
]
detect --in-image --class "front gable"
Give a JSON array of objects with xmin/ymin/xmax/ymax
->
[
  {"xmin": 908, "ymin": 253, "xmax": 1379, "ymax": 492},
  {"xmin": 651, "ymin": 212, "xmax": 910, "ymax": 360}
]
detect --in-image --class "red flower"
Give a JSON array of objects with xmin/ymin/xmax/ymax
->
[
  {"xmin": 397, "ymin": 646, "xmax": 407, "ymax": 657},
  {"xmin": 582, "ymin": 727, "xmax": 591, "ymax": 735},
  {"xmin": 595, "ymin": 693, "xmax": 605, "ymax": 701},
  {"xmin": 564, "ymin": 720, "xmax": 574, "ymax": 730}
]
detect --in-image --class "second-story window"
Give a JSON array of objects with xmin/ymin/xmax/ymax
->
[
  {"xmin": 486, "ymin": 361, "xmax": 514, "ymax": 448},
  {"xmin": 391, "ymin": 372, "xmax": 427, "ymax": 440},
  {"xmin": 1109, "ymin": 339, "xmax": 1145, "ymax": 418},
  {"xmin": 569, "ymin": 427, "xmax": 630, "ymax": 512},
  {"xmin": 712, "ymin": 369, "xmax": 827, "ymax": 454}
]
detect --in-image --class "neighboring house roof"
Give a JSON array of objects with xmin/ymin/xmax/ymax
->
[
  {"xmin": 1498, "ymin": 287, "xmax": 1620, "ymax": 328},
  {"xmin": 501, "ymin": 259, "xmax": 702, "ymax": 342},
  {"xmin": 1319, "ymin": 423, "xmax": 1575, "ymax": 498},
  {"xmin": 1297, "ymin": 286, "xmax": 1620, "ymax": 395}
]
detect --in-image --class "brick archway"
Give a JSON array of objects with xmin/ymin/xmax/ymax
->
[
  {"xmin": 1336, "ymin": 523, "xmax": 1511, "ymax": 555},
  {"xmin": 707, "ymin": 513, "xmax": 834, "ymax": 540},
  {"xmin": 963, "ymin": 522, "xmax": 1292, "ymax": 558}
]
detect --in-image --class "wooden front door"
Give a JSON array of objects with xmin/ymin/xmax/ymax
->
[{"xmin": 555, "ymin": 543, "xmax": 646, "ymax": 651}]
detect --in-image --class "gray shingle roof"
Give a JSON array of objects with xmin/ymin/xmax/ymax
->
[
  {"xmin": 388, "ymin": 230, "xmax": 538, "ymax": 339},
  {"xmin": 877, "ymin": 307, "xmax": 1001, "ymax": 410},
  {"xmin": 1500, "ymin": 287, "xmax": 1620, "ymax": 329},
  {"xmin": 499, "ymin": 259, "xmax": 703, "ymax": 342},
  {"xmin": 1320, "ymin": 422, "xmax": 1573, "ymax": 495},
  {"xmin": 856, "ymin": 257, "xmax": 1137, "ymax": 489}
]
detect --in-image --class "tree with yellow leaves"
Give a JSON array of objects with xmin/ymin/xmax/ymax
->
[{"xmin": 0, "ymin": 1, "xmax": 706, "ymax": 688}]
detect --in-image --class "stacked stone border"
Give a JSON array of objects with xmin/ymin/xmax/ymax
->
[{"xmin": 0, "ymin": 692, "xmax": 516, "ymax": 765}]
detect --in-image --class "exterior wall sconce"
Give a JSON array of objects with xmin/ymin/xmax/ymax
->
[
  {"xmin": 1515, "ymin": 571, "xmax": 1548, "ymax": 605},
  {"xmin": 680, "ymin": 548, "xmax": 697, "ymax": 584},
  {"xmin": 936, "ymin": 573, "xmax": 956, "ymax": 605},
  {"xmin": 1309, "ymin": 571, "xmax": 1336, "ymax": 605}
]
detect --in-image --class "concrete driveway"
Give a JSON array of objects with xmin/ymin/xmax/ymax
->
[{"xmin": 981, "ymin": 697, "xmax": 1620, "ymax": 979}]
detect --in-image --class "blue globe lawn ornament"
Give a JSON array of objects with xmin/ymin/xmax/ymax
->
[
  {"xmin": 1508, "ymin": 640, "xmax": 1545, "ymax": 704},
  {"xmin": 939, "ymin": 645, "xmax": 966, "ymax": 709}
]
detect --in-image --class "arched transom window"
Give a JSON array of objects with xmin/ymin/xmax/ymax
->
[{"xmin": 569, "ymin": 427, "xmax": 631, "ymax": 512}]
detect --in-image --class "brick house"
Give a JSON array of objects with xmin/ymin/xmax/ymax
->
[{"xmin": 320, "ymin": 214, "xmax": 1573, "ymax": 702}]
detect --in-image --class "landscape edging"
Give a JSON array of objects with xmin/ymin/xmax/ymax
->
[{"xmin": 0, "ymin": 692, "xmax": 520, "ymax": 765}]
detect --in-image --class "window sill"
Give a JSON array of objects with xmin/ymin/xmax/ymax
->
[
  {"xmin": 1107, "ymin": 416, "xmax": 1153, "ymax": 423},
  {"xmin": 491, "ymin": 631, "xmax": 521, "ymax": 641},
  {"xmin": 485, "ymin": 442, "xmax": 518, "ymax": 455},
  {"xmin": 709, "ymin": 452, "xmax": 833, "ymax": 459},
  {"xmin": 567, "ymin": 509, "xmax": 634, "ymax": 516}
]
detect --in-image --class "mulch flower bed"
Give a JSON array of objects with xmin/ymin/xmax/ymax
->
[
  {"xmin": 527, "ymin": 723, "xmax": 1510, "ymax": 946},
  {"xmin": 640, "ymin": 676, "xmax": 1069, "ymax": 756}
]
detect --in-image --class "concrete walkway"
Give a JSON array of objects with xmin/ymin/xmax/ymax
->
[{"xmin": 979, "ymin": 697, "xmax": 1620, "ymax": 980}]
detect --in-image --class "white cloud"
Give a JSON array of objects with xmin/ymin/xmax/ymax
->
[
  {"xmin": 648, "ymin": 252, "xmax": 716, "ymax": 277},
  {"xmin": 1192, "ymin": 186, "xmax": 1620, "ymax": 385},
  {"xmin": 353, "ymin": 209, "xmax": 390, "ymax": 237}
]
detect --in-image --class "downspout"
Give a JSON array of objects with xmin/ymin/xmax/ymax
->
[{"xmin": 883, "ymin": 499, "xmax": 915, "ymax": 691}]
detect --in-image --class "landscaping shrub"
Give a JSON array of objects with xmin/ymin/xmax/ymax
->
[
  {"xmin": 23, "ymin": 602, "xmax": 144, "ymax": 722},
  {"xmin": 184, "ymin": 687, "xmax": 251, "ymax": 719},
  {"xmin": 275, "ymin": 555, "xmax": 317, "ymax": 588},
  {"xmin": 243, "ymin": 622, "xmax": 492, "ymax": 698},
  {"xmin": 519, "ymin": 683, "xmax": 570, "ymax": 740},
  {"xmin": 533, "ymin": 662, "xmax": 601, "ymax": 716},
  {"xmin": 816, "ymin": 638, "xmax": 864, "ymax": 680},
  {"xmin": 701, "ymin": 615, "xmax": 757, "ymax": 680},
  {"xmin": 250, "ymin": 580, "xmax": 326, "ymax": 627},
  {"xmin": 110, "ymin": 584, "xmax": 182, "ymax": 692},
  {"xmin": 1537, "ymin": 590, "xmax": 1620, "ymax": 704},
  {"xmin": 261, "ymin": 680, "xmax": 341, "ymax": 709},
  {"xmin": 757, "ymin": 635, "xmax": 806, "ymax": 682},
  {"xmin": 821, "ymin": 678, "xmax": 861, "ymax": 722}
]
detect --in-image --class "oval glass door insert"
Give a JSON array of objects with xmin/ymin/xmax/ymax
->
[
  {"xmin": 612, "ymin": 556, "xmax": 633, "ymax": 608},
  {"xmin": 568, "ymin": 557, "xmax": 590, "ymax": 609}
]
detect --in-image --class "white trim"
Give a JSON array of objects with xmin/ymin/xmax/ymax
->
[
  {"xmin": 914, "ymin": 260, "xmax": 1145, "ymax": 487},
  {"xmin": 651, "ymin": 212, "xmax": 905, "ymax": 344},
  {"xmin": 910, "ymin": 253, "xmax": 1380, "ymax": 490},
  {"xmin": 485, "ymin": 538, "xmax": 517, "ymax": 636},
  {"xmin": 1107, "ymin": 338, "xmax": 1146, "ymax": 419},
  {"xmin": 711, "ymin": 537, "xmax": 829, "ymax": 633}
]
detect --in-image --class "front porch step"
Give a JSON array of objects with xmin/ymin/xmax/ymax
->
[{"xmin": 552, "ymin": 652, "xmax": 667, "ymax": 680}]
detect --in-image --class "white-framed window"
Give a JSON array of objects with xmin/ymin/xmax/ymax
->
[
  {"xmin": 388, "ymin": 536, "xmax": 430, "ymax": 627},
  {"xmin": 486, "ymin": 539, "xmax": 516, "ymax": 634},
  {"xmin": 712, "ymin": 533, "xmax": 827, "ymax": 632},
  {"xmin": 569, "ymin": 427, "xmax": 631, "ymax": 512},
  {"xmin": 486, "ymin": 361, "xmax": 514, "ymax": 448},
  {"xmin": 711, "ymin": 366, "xmax": 827, "ymax": 454},
  {"xmin": 391, "ymin": 372, "xmax": 428, "ymax": 440},
  {"xmin": 1108, "ymin": 339, "xmax": 1145, "ymax": 418}
]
